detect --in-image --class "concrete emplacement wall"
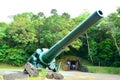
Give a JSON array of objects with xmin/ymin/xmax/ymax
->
[{"xmin": 59, "ymin": 56, "xmax": 88, "ymax": 72}]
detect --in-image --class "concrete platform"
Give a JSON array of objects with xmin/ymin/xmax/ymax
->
[{"xmin": 0, "ymin": 70, "xmax": 29, "ymax": 80}]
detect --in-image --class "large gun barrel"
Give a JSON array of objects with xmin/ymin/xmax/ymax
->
[
  {"xmin": 27, "ymin": 10, "xmax": 103, "ymax": 74},
  {"xmin": 40, "ymin": 10, "xmax": 103, "ymax": 64}
]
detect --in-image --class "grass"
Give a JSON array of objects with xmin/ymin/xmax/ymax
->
[
  {"xmin": 87, "ymin": 66, "xmax": 120, "ymax": 75},
  {"xmin": 29, "ymin": 69, "xmax": 47, "ymax": 80},
  {"xmin": 0, "ymin": 63, "xmax": 22, "ymax": 69}
]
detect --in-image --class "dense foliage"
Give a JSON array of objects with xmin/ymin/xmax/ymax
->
[{"xmin": 0, "ymin": 8, "xmax": 120, "ymax": 67}]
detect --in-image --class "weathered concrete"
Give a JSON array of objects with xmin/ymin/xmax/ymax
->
[
  {"xmin": 3, "ymin": 72, "xmax": 29, "ymax": 80},
  {"xmin": 53, "ymin": 72, "xmax": 64, "ymax": 79},
  {"xmin": 24, "ymin": 62, "xmax": 39, "ymax": 77},
  {"xmin": 60, "ymin": 56, "xmax": 88, "ymax": 72},
  {"xmin": 46, "ymin": 71, "xmax": 64, "ymax": 80},
  {"xmin": 46, "ymin": 71, "xmax": 54, "ymax": 79}
]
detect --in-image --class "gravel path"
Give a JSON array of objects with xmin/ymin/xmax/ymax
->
[
  {"xmin": 0, "ymin": 70, "xmax": 120, "ymax": 80},
  {"xmin": 61, "ymin": 71, "xmax": 120, "ymax": 80}
]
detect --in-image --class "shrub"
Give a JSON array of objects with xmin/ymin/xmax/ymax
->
[
  {"xmin": 112, "ymin": 61, "xmax": 120, "ymax": 67},
  {"xmin": 5, "ymin": 48, "xmax": 29, "ymax": 66}
]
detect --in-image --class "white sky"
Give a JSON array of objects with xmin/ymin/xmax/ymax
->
[{"xmin": 0, "ymin": 0, "xmax": 120, "ymax": 23}]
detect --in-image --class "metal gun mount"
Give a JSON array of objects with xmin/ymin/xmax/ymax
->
[{"xmin": 24, "ymin": 10, "xmax": 103, "ymax": 77}]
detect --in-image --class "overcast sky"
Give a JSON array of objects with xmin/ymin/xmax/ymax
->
[{"xmin": 0, "ymin": 0, "xmax": 120, "ymax": 23}]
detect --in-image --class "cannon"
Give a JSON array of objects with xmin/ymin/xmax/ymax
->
[{"xmin": 24, "ymin": 10, "xmax": 103, "ymax": 77}]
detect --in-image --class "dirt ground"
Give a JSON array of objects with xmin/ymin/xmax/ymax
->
[{"xmin": 60, "ymin": 71, "xmax": 120, "ymax": 80}]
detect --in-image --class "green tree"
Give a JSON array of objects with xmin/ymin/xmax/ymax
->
[
  {"xmin": 38, "ymin": 12, "xmax": 45, "ymax": 18},
  {"xmin": 5, "ymin": 13, "xmax": 37, "ymax": 49},
  {"xmin": 107, "ymin": 10, "xmax": 120, "ymax": 55},
  {"xmin": 51, "ymin": 9, "xmax": 58, "ymax": 16},
  {"xmin": 0, "ymin": 22, "xmax": 9, "ymax": 38}
]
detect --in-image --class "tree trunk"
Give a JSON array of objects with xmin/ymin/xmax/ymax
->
[
  {"xmin": 111, "ymin": 34, "xmax": 120, "ymax": 55},
  {"xmin": 85, "ymin": 32, "xmax": 93, "ymax": 63}
]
